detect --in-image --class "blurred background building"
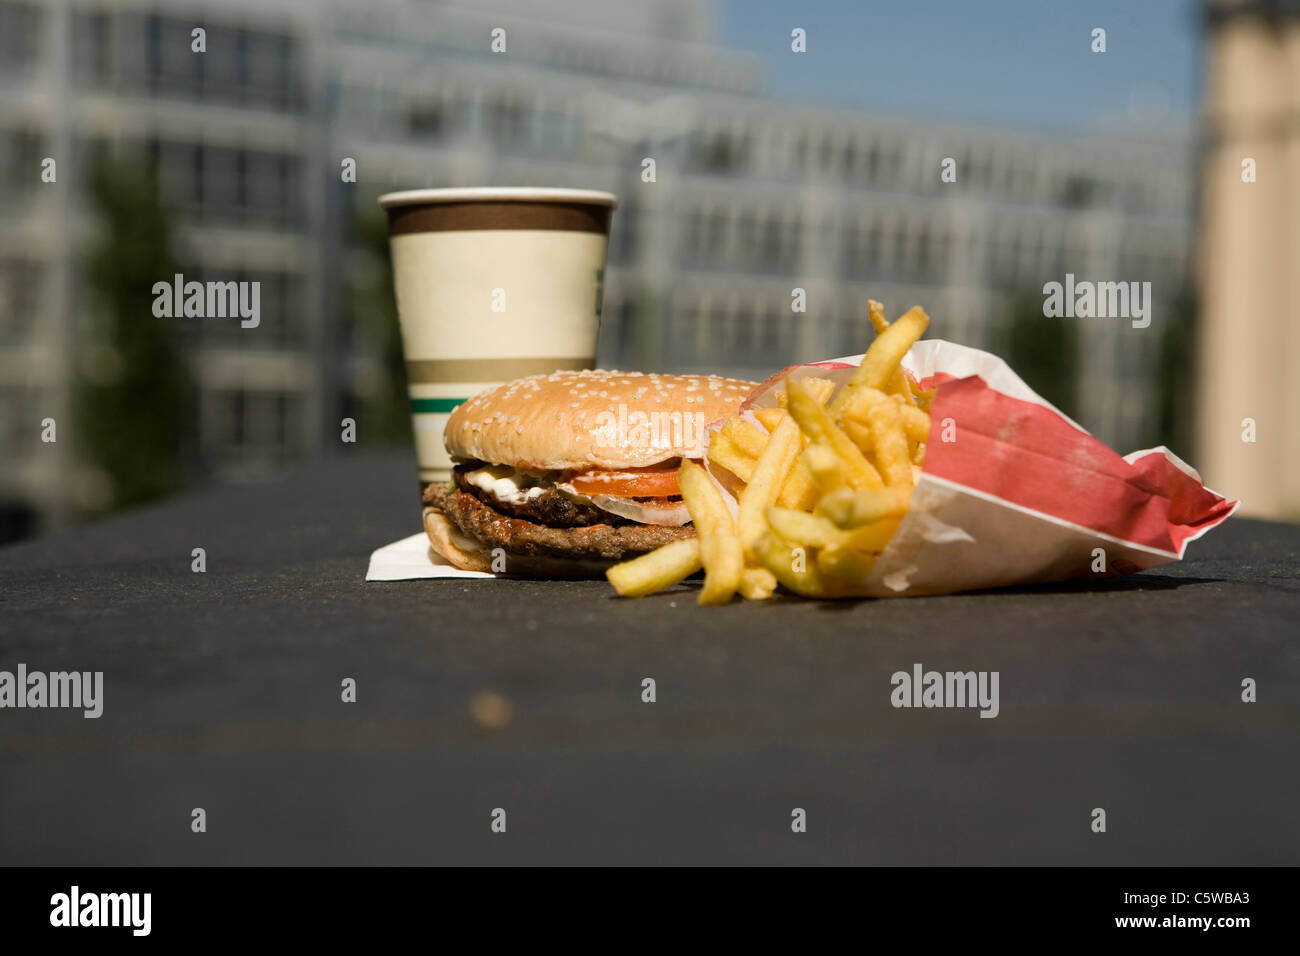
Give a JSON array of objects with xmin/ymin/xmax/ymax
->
[
  {"xmin": 1198, "ymin": 0, "xmax": 1300, "ymax": 518},
  {"xmin": 0, "ymin": 0, "xmax": 1254, "ymax": 543}
]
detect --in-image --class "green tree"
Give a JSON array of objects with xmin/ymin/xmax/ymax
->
[
  {"xmin": 75, "ymin": 156, "xmax": 193, "ymax": 514},
  {"xmin": 347, "ymin": 203, "xmax": 410, "ymax": 444}
]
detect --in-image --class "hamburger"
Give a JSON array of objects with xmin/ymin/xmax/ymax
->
[{"xmin": 422, "ymin": 369, "xmax": 757, "ymax": 577}]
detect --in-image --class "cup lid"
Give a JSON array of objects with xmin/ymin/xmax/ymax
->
[{"xmin": 378, "ymin": 187, "xmax": 618, "ymax": 208}]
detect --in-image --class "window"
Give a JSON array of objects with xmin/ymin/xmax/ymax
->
[
  {"xmin": 246, "ymin": 32, "xmax": 292, "ymax": 106},
  {"xmin": 691, "ymin": 130, "xmax": 750, "ymax": 174},
  {"xmin": 735, "ymin": 211, "xmax": 758, "ymax": 269},
  {"xmin": 150, "ymin": 16, "xmax": 202, "ymax": 91},
  {"xmin": 487, "ymin": 94, "xmax": 525, "ymax": 144},
  {"xmin": 202, "ymin": 146, "xmax": 238, "ymax": 218},
  {"xmin": 0, "ymin": 127, "xmax": 43, "ymax": 202},
  {"xmin": 408, "ymin": 98, "xmax": 445, "ymax": 138},
  {"xmin": 917, "ymin": 227, "xmax": 932, "ymax": 279},
  {"xmin": 709, "ymin": 304, "xmax": 729, "ymax": 351},
  {"xmin": 0, "ymin": 1, "xmax": 42, "ymax": 74},
  {"xmin": 73, "ymin": 10, "xmax": 111, "ymax": 85},
  {"xmin": 865, "ymin": 144, "xmax": 879, "ymax": 181},
  {"xmin": 203, "ymin": 25, "xmax": 242, "ymax": 96},
  {"xmin": 245, "ymin": 150, "xmax": 292, "ymax": 226},
  {"xmin": 139, "ymin": 16, "xmax": 296, "ymax": 108},
  {"xmin": 0, "ymin": 257, "xmax": 41, "ymax": 344},
  {"xmin": 685, "ymin": 209, "xmax": 706, "ymax": 261},
  {"xmin": 216, "ymin": 388, "xmax": 246, "ymax": 449},
  {"xmin": 0, "ymin": 387, "xmax": 38, "ymax": 456},
  {"xmin": 760, "ymin": 215, "xmax": 784, "ymax": 270},
  {"xmin": 156, "ymin": 140, "xmax": 201, "ymax": 210},
  {"xmin": 1060, "ymin": 174, "xmax": 1098, "ymax": 209},
  {"xmin": 203, "ymin": 387, "xmax": 303, "ymax": 467},
  {"xmin": 760, "ymin": 305, "xmax": 781, "ymax": 352}
]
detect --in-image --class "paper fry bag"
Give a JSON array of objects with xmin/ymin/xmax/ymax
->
[{"xmin": 707, "ymin": 339, "xmax": 1238, "ymax": 598}]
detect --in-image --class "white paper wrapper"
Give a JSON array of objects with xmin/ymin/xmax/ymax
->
[
  {"xmin": 714, "ymin": 339, "xmax": 1238, "ymax": 597},
  {"xmin": 366, "ymin": 532, "xmax": 492, "ymax": 581}
]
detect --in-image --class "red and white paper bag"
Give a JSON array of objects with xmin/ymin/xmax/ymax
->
[{"xmin": 710, "ymin": 339, "xmax": 1238, "ymax": 597}]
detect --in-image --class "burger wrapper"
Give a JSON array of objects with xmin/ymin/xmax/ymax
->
[{"xmin": 705, "ymin": 339, "xmax": 1238, "ymax": 598}]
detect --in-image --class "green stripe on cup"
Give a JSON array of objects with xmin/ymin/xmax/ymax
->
[{"xmin": 410, "ymin": 398, "xmax": 468, "ymax": 413}]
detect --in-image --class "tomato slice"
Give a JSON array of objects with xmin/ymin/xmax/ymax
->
[{"xmin": 566, "ymin": 465, "xmax": 682, "ymax": 498}]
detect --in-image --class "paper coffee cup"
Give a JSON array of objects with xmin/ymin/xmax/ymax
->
[{"xmin": 379, "ymin": 187, "xmax": 617, "ymax": 487}]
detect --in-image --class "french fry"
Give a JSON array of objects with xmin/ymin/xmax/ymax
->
[
  {"xmin": 887, "ymin": 367, "xmax": 917, "ymax": 405},
  {"xmin": 739, "ymin": 567, "xmax": 777, "ymax": 600},
  {"xmin": 898, "ymin": 403, "xmax": 931, "ymax": 443},
  {"xmin": 707, "ymin": 431, "xmax": 756, "ymax": 483},
  {"xmin": 816, "ymin": 485, "xmax": 915, "ymax": 528},
  {"xmin": 606, "ymin": 538, "xmax": 702, "ymax": 597},
  {"xmin": 765, "ymin": 506, "xmax": 844, "ymax": 549},
  {"xmin": 678, "ymin": 459, "xmax": 742, "ymax": 605},
  {"xmin": 843, "ymin": 390, "xmax": 929, "ymax": 468},
  {"xmin": 840, "ymin": 418, "xmax": 874, "ymax": 457},
  {"xmin": 830, "ymin": 305, "xmax": 929, "ymax": 415},
  {"xmin": 839, "ymin": 386, "xmax": 889, "ymax": 427},
  {"xmin": 736, "ymin": 413, "xmax": 803, "ymax": 554},
  {"xmin": 843, "ymin": 516, "xmax": 903, "ymax": 553},
  {"xmin": 754, "ymin": 407, "xmax": 785, "ymax": 432},
  {"xmin": 911, "ymin": 442, "xmax": 926, "ymax": 466},
  {"xmin": 866, "ymin": 400, "xmax": 913, "ymax": 486},
  {"xmin": 875, "ymin": 304, "xmax": 915, "ymax": 402},
  {"xmin": 766, "ymin": 509, "xmax": 902, "ymax": 561},
  {"xmin": 776, "ymin": 457, "xmax": 818, "ymax": 509},
  {"xmin": 753, "ymin": 531, "xmax": 830, "ymax": 598},
  {"xmin": 802, "ymin": 443, "xmax": 846, "ymax": 494},
  {"xmin": 785, "ymin": 378, "xmax": 884, "ymax": 490},
  {"xmin": 816, "ymin": 544, "xmax": 876, "ymax": 591},
  {"xmin": 904, "ymin": 372, "xmax": 927, "ymax": 405},
  {"xmin": 721, "ymin": 417, "xmax": 769, "ymax": 459},
  {"xmin": 847, "ymin": 387, "xmax": 930, "ymax": 442},
  {"xmin": 796, "ymin": 376, "xmax": 838, "ymax": 401},
  {"xmin": 867, "ymin": 299, "xmax": 889, "ymax": 335}
]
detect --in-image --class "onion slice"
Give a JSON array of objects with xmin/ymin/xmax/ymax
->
[{"xmin": 585, "ymin": 493, "xmax": 692, "ymax": 527}]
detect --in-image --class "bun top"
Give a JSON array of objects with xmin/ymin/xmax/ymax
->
[{"xmin": 444, "ymin": 370, "xmax": 758, "ymax": 470}]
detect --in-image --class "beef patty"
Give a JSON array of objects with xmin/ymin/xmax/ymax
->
[
  {"xmin": 424, "ymin": 481, "xmax": 694, "ymax": 561},
  {"xmin": 451, "ymin": 465, "xmax": 617, "ymax": 527}
]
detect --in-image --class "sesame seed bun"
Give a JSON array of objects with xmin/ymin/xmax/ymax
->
[{"xmin": 443, "ymin": 370, "xmax": 757, "ymax": 470}]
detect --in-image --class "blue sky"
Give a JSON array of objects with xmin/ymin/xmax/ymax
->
[{"xmin": 720, "ymin": 0, "xmax": 1202, "ymax": 134}]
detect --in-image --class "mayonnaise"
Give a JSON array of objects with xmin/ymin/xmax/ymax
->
[{"xmin": 463, "ymin": 465, "xmax": 548, "ymax": 502}]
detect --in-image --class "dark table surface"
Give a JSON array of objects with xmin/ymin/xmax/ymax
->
[{"xmin": 1, "ymin": 451, "xmax": 1297, "ymax": 865}]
